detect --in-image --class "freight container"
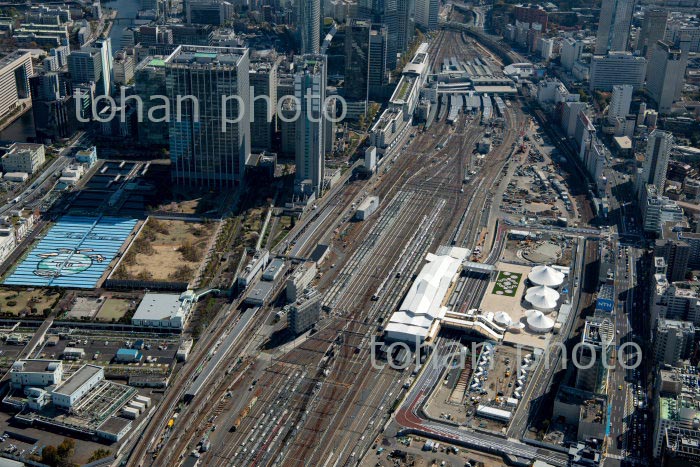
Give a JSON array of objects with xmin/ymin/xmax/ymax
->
[{"xmin": 121, "ymin": 407, "xmax": 139, "ymax": 419}]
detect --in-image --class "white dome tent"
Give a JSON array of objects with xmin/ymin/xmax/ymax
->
[
  {"xmin": 526, "ymin": 310, "xmax": 554, "ymax": 333},
  {"xmin": 494, "ymin": 311, "xmax": 513, "ymax": 327},
  {"xmin": 525, "ymin": 285, "xmax": 560, "ymax": 311},
  {"xmin": 528, "ymin": 265, "xmax": 565, "ymax": 288}
]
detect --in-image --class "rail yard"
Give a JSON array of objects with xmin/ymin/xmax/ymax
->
[{"xmin": 129, "ymin": 25, "xmax": 561, "ymax": 467}]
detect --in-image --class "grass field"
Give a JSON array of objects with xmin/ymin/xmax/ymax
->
[
  {"xmin": 0, "ymin": 288, "xmax": 60, "ymax": 316},
  {"xmin": 95, "ymin": 298, "xmax": 132, "ymax": 321},
  {"xmin": 491, "ymin": 271, "xmax": 522, "ymax": 297},
  {"xmin": 116, "ymin": 218, "xmax": 217, "ymax": 282}
]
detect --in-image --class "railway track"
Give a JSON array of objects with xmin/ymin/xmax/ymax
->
[{"xmin": 169, "ymin": 28, "xmax": 529, "ymax": 467}]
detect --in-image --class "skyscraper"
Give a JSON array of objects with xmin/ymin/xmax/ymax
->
[
  {"xmin": 397, "ymin": 0, "xmax": 415, "ymax": 55},
  {"xmin": 29, "ymin": 71, "xmax": 77, "ymax": 142},
  {"xmin": 92, "ymin": 38, "xmax": 113, "ymax": 96},
  {"xmin": 639, "ymin": 8, "xmax": 669, "ymax": 59},
  {"xmin": 345, "ymin": 19, "xmax": 371, "ymax": 111},
  {"xmin": 589, "ymin": 52, "xmax": 647, "ymax": 91},
  {"xmin": 297, "ymin": 0, "xmax": 320, "ymax": 54},
  {"xmin": 368, "ymin": 24, "xmax": 388, "ymax": 100},
  {"xmin": 647, "ymin": 40, "xmax": 689, "ymax": 113},
  {"xmin": 641, "ymin": 129, "xmax": 673, "ymax": 196},
  {"xmin": 415, "ymin": 0, "xmax": 439, "ymax": 31},
  {"xmin": 294, "ymin": 54, "xmax": 327, "ymax": 196},
  {"xmin": 134, "ymin": 56, "xmax": 168, "ymax": 147},
  {"xmin": 595, "ymin": 0, "xmax": 634, "ymax": 54},
  {"xmin": 249, "ymin": 51, "xmax": 280, "ymax": 152},
  {"xmin": 165, "ymin": 45, "xmax": 250, "ymax": 187},
  {"xmin": 607, "ymin": 84, "xmax": 633, "ymax": 125},
  {"xmin": 381, "ymin": 1, "xmax": 399, "ymax": 71}
]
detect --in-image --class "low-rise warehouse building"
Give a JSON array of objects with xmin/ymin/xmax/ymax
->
[
  {"xmin": 355, "ymin": 196, "xmax": 380, "ymax": 221},
  {"xmin": 262, "ymin": 258, "xmax": 286, "ymax": 281},
  {"xmin": 96, "ymin": 416, "xmax": 132, "ymax": 442},
  {"xmin": 131, "ymin": 293, "xmax": 192, "ymax": 329},
  {"xmin": 115, "ymin": 348, "xmax": 142, "ymax": 363},
  {"xmin": 51, "ymin": 364, "xmax": 104, "ymax": 409},
  {"xmin": 10, "ymin": 359, "xmax": 63, "ymax": 389}
]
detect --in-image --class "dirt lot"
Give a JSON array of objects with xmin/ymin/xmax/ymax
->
[
  {"xmin": 157, "ymin": 189, "xmax": 231, "ymax": 215},
  {"xmin": 95, "ymin": 298, "xmax": 132, "ymax": 321},
  {"xmin": 0, "ymin": 288, "xmax": 60, "ymax": 317},
  {"xmin": 115, "ymin": 218, "xmax": 216, "ymax": 282}
]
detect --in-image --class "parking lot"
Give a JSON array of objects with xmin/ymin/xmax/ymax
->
[{"xmin": 34, "ymin": 333, "xmax": 180, "ymax": 367}]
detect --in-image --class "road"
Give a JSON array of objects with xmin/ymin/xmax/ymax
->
[{"xmin": 602, "ymin": 160, "xmax": 650, "ymax": 466}]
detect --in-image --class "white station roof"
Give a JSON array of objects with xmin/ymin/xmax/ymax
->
[
  {"xmin": 526, "ymin": 310, "xmax": 555, "ymax": 333},
  {"xmin": 525, "ymin": 285, "xmax": 560, "ymax": 311},
  {"xmin": 385, "ymin": 247, "xmax": 469, "ymax": 343},
  {"xmin": 528, "ymin": 265, "xmax": 565, "ymax": 287}
]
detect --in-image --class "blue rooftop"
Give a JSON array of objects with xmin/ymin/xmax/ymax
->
[{"xmin": 4, "ymin": 215, "xmax": 137, "ymax": 288}]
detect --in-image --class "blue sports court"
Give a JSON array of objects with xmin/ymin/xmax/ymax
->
[{"xmin": 5, "ymin": 216, "xmax": 137, "ymax": 288}]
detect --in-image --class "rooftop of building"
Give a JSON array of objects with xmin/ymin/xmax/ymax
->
[
  {"xmin": 5, "ymin": 142, "xmax": 43, "ymax": 153},
  {"xmin": 557, "ymin": 386, "xmax": 607, "ymax": 416},
  {"xmin": 11, "ymin": 359, "xmax": 61, "ymax": 374},
  {"xmin": 659, "ymin": 365, "xmax": 700, "ymax": 421},
  {"xmin": 665, "ymin": 426, "xmax": 700, "ymax": 458},
  {"xmin": 168, "ymin": 45, "xmax": 248, "ymax": 66},
  {"xmin": 658, "ymin": 318, "xmax": 696, "ymax": 332},
  {"xmin": 98, "ymin": 415, "xmax": 131, "ymax": 435},
  {"xmin": 670, "ymin": 282, "xmax": 700, "ymax": 298},
  {"xmin": 0, "ymin": 50, "xmax": 31, "ymax": 68},
  {"xmin": 132, "ymin": 293, "xmax": 184, "ymax": 322},
  {"xmin": 52, "ymin": 364, "xmax": 102, "ymax": 397},
  {"xmin": 582, "ymin": 316, "xmax": 614, "ymax": 346}
]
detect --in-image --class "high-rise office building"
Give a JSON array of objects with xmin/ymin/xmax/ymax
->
[
  {"xmin": 185, "ymin": 0, "xmax": 234, "ymax": 25},
  {"xmin": 656, "ymin": 235, "xmax": 691, "ymax": 283},
  {"xmin": 514, "ymin": 4, "xmax": 548, "ymax": 30},
  {"xmin": 0, "ymin": 51, "xmax": 32, "ymax": 123},
  {"xmin": 595, "ymin": 0, "xmax": 634, "ymax": 54},
  {"xmin": 641, "ymin": 129, "xmax": 673, "ymax": 196},
  {"xmin": 358, "ymin": 1, "xmax": 401, "ymax": 71},
  {"xmin": 397, "ymin": 0, "xmax": 415, "ymax": 56},
  {"xmin": 345, "ymin": 19, "xmax": 371, "ymax": 111},
  {"xmin": 134, "ymin": 56, "xmax": 168, "ymax": 147},
  {"xmin": 589, "ymin": 52, "xmax": 647, "ymax": 91},
  {"xmin": 294, "ymin": 54, "xmax": 327, "ymax": 196},
  {"xmin": 68, "ymin": 48, "xmax": 104, "ymax": 94},
  {"xmin": 665, "ymin": 19, "xmax": 700, "ymax": 53},
  {"xmin": 377, "ymin": 1, "xmax": 399, "ymax": 71},
  {"xmin": 654, "ymin": 318, "xmax": 695, "ymax": 366},
  {"xmin": 647, "ymin": 40, "xmax": 689, "ymax": 113},
  {"xmin": 639, "ymin": 8, "xmax": 669, "ymax": 59},
  {"xmin": 575, "ymin": 317, "xmax": 614, "ymax": 394},
  {"xmin": 249, "ymin": 51, "xmax": 280, "ymax": 152},
  {"xmin": 165, "ymin": 46, "xmax": 250, "ymax": 187},
  {"xmin": 92, "ymin": 38, "xmax": 113, "ymax": 95},
  {"xmin": 415, "ymin": 0, "xmax": 439, "ymax": 31},
  {"xmin": 368, "ymin": 24, "xmax": 388, "ymax": 100},
  {"xmin": 29, "ymin": 71, "xmax": 77, "ymax": 142},
  {"xmin": 561, "ymin": 37, "xmax": 583, "ymax": 71},
  {"xmin": 607, "ymin": 84, "xmax": 633, "ymax": 125},
  {"xmin": 297, "ymin": 0, "xmax": 321, "ymax": 54}
]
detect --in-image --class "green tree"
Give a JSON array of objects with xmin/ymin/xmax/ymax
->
[{"xmin": 87, "ymin": 449, "xmax": 112, "ymax": 463}]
